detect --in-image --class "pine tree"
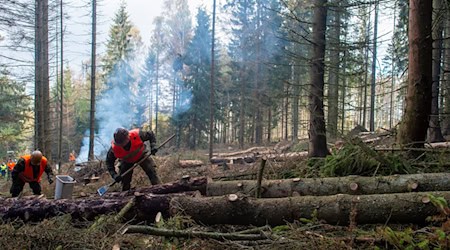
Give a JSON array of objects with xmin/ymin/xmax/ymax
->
[
  {"xmin": 182, "ymin": 7, "xmax": 214, "ymax": 149},
  {"xmin": 0, "ymin": 70, "xmax": 32, "ymax": 153},
  {"xmin": 103, "ymin": 1, "xmax": 135, "ymax": 80}
]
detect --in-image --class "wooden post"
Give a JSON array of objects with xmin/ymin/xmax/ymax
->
[{"xmin": 256, "ymin": 156, "xmax": 267, "ymax": 198}]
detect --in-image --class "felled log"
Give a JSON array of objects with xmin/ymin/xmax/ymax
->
[
  {"xmin": 265, "ymin": 151, "xmax": 308, "ymax": 161},
  {"xmin": 170, "ymin": 191, "xmax": 450, "ymax": 226},
  {"xmin": 210, "ymin": 155, "xmax": 257, "ymax": 164},
  {"xmin": 178, "ymin": 160, "xmax": 204, "ymax": 168},
  {"xmin": 206, "ymin": 173, "xmax": 450, "ymax": 198},
  {"xmin": 427, "ymin": 141, "xmax": 450, "ymax": 148},
  {"xmin": 0, "ymin": 192, "xmax": 197, "ymax": 222},
  {"xmin": 210, "ymin": 151, "xmax": 308, "ymax": 164},
  {"xmin": 214, "ymin": 147, "xmax": 276, "ymax": 158}
]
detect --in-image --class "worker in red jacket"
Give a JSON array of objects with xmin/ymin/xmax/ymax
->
[
  {"xmin": 10, "ymin": 150, "xmax": 54, "ymax": 197},
  {"xmin": 106, "ymin": 127, "xmax": 161, "ymax": 191}
]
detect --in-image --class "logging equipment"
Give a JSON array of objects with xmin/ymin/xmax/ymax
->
[{"xmin": 97, "ymin": 134, "xmax": 175, "ymax": 196}]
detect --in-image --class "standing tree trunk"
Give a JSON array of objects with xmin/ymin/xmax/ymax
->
[
  {"xmin": 427, "ymin": 0, "xmax": 445, "ymax": 142},
  {"xmin": 398, "ymin": 0, "xmax": 433, "ymax": 148},
  {"xmin": 209, "ymin": 0, "xmax": 216, "ymax": 159},
  {"xmin": 88, "ymin": 0, "xmax": 97, "ymax": 161},
  {"xmin": 369, "ymin": 0, "xmax": 379, "ymax": 132},
  {"xmin": 35, "ymin": 0, "xmax": 50, "ymax": 157},
  {"xmin": 292, "ymin": 65, "xmax": 300, "ymax": 142},
  {"xmin": 57, "ymin": 0, "xmax": 64, "ymax": 171},
  {"xmin": 327, "ymin": 1, "xmax": 341, "ymax": 138},
  {"xmin": 308, "ymin": 0, "xmax": 329, "ymax": 157},
  {"xmin": 239, "ymin": 72, "xmax": 245, "ymax": 149},
  {"xmin": 442, "ymin": 12, "xmax": 450, "ymax": 135}
]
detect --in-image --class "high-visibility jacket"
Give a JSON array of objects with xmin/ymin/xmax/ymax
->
[
  {"xmin": 111, "ymin": 129, "xmax": 145, "ymax": 163},
  {"xmin": 0, "ymin": 164, "xmax": 6, "ymax": 171},
  {"xmin": 19, "ymin": 155, "xmax": 48, "ymax": 183},
  {"xmin": 7, "ymin": 161, "xmax": 15, "ymax": 171}
]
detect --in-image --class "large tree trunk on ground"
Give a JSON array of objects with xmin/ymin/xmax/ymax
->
[
  {"xmin": 206, "ymin": 173, "xmax": 450, "ymax": 197},
  {"xmin": 0, "ymin": 192, "xmax": 197, "ymax": 222},
  {"xmin": 170, "ymin": 191, "xmax": 450, "ymax": 226},
  {"xmin": 2, "ymin": 188, "xmax": 449, "ymax": 226}
]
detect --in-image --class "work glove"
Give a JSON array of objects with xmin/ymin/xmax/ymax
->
[
  {"xmin": 47, "ymin": 173, "xmax": 54, "ymax": 184},
  {"xmin": 151, "ymin": 147, "xmax": 158, "ymax": 155},
  {"xmin": 113, "ymin": 174, "xmax": 122, "ymax": 183}
]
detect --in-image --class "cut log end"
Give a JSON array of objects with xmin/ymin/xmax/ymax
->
[
  {"xmin": 350, "ymin": 182, "xmax": 359, "ymax": 191},
  {"xmin": 421, "ymin": 196, "xmax": 431, "ymax": 204},
  {"xmin": 155, "ymin": 212, "xmax": 162, "ymax": 223},
  {"xmin": 293, "ymin": 178, "xmax": 301, "ymax": 182},
  {"xmin": 228, "ymin": 194, "xmax": 239, "ymax": 202},
  {"xmin": 134, "ymin": 192, "xmax": 144, "ymax": 197},
  {"xmin": 292, "ymin": 191, "xmax": 300, "ymax": 197},
  {"xmin": 408, "ymin": 182, "xmax": 419, "ymax": 190}
]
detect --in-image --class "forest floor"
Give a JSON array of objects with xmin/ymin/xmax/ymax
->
[{"xmin": 0, "ymin": 131, "xmax": 450, "ymax": 249}]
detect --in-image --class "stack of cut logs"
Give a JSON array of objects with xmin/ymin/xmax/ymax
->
[{"xmin": 1, "ymin": 172, "xmax": 450, "ymax": 226}]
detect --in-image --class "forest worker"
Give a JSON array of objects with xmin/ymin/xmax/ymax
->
[
  {"xmin": 69, "ymin": 151, "xmax": 76, "ymax": 162},
  {"xmin": 10, "ymin": 150, "xmax": 54, "ymax": 197},
  {"xmin": 7, "ymin": 158, "xmax": 16, "ymax": 181},
  {"xmin": 0, "ymin": 163, "xmax": 7, "ymax": 178},
  {"xmin": 106, "ymin": 127, "xmax": 161, "ymax": 191}
]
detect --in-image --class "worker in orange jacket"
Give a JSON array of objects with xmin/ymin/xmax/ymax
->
[
  {"xmin": 6, "ymin": 158, "xmax": 15, "ymax": 181},
  {"xmin": 69, "ymin": 151, "xmax": 76, "ymax": 162},
  {"xmin": 10, "ymin": 150, "xmax": 54, "ymax": 197}
]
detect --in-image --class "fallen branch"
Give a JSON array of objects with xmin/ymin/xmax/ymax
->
[{"xmin": 123, "ymin": 225, "xmax": 270, "ymax": 241}]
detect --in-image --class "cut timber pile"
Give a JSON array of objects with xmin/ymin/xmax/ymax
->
[
  {"xmin": 2, "ymin": 173, "xmax": 450, "ymax": 226},
  {"xmin": 210, "ymin": 149, "xmax": 308, "ymax": 164},
  {"xmin": 209, "ymin": 141, "xmax": 299, "ymax": 164},
  {"xmin": 2, "ymin": 191, "xmax": 449, "ymax": 226}
]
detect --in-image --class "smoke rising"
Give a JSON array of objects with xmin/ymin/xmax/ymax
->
[{"xmin": 77, "ymin": 61, "xmax": 137, "ymax": 162}]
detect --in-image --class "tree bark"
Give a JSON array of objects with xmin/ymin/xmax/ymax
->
[
  {"xmin": 398, "ymin": 0, "xmax": 433, "ymax": 148},
  {"xmin": 327, "ymin": 0, "xmax": 341, "ymax": 138},
  {"xmin": 442, "ymin": 11, "xmax": 450, "ymax": 135},
  {"xmin": 170, "ymin": 191, "xmax": 450, "ymax": 226},
  {"xmin": 369, "ymin": 1, "xmax": 379, "ymax": 132},
  {"xmin": 308, "ymin": 0, "xmax": 329, "ymax": 157},
  {"xmin": 206, "ymin": 173, "xmax": 450, "ymax": 197},
  {"xmin": 88, "ymin": 0, "xmax": 97, "ymax": 161},
  {"xmin": 35, "ymin": 0, "xmax": 50, "ymax": 156},
  {"xmin": 427, "ymin": 0, "xmax": 445, "ymax": 142},
  {"xmin": 210, "ymin": 151, "xmax": 308, "ymax": 165},
  {"xmin": 0, "ymin": 192, "xmax": 197, "ymax": 222},
  {"xmin": 178, "ymin": 160, "xmax": 204, "ymax": 168},
  {"xmin": 2, "ymin": 182, "xmax": 450, "ymax": 226}
]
